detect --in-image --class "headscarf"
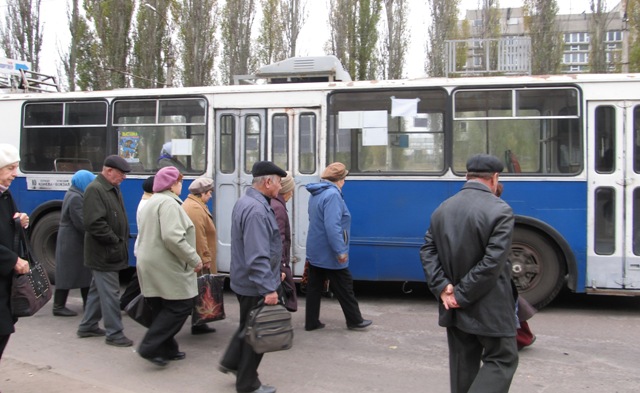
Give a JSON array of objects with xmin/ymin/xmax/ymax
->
[{"xmin": 71, "ymin": 169, "xmax": 96, "ymax": 193}]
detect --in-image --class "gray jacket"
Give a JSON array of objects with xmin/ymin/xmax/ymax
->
[
  {"xmin": 421, "ymin": 181, "xmax": 516, "ymax": 337},
  {"xmin": 229, "ymin": 187, "xmax": 281, "ymax": 297}
]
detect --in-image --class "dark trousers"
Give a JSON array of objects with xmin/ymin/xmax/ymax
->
[
  {"xmin": 138, "ymin": 297, "xmax": 194, "ymax": 359},
  {"xmin": 305, "ymin": 264, "xmax": 363, "ymax": 328},
  {"xmin": 446, "ymin": 326, "xmax": 518, "ymax": 393},
  {"xmin": 220, "ymin": 294, "xmax": 264, "ymax": 393},
  {"xmin": 0, "ymin": 334, "xmax": 10, "ymax": 362}
]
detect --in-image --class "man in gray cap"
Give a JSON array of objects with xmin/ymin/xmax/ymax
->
[
  {"xmin": 77, "ymin": 155, "xmax": 133, "ymax": 347},
  {"xmin": 219, "ymin": 161, "xmax": 286, "ymax": 393},
  {"xmin": 420, "ymin": 154, "xmax": 518, "ymax": 393}
]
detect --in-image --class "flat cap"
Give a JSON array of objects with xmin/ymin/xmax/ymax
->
[
  {"xmin": 189, "ymin": 177, "xmax": 214, "ymax": 194},
  {"xmin": 251, "ymin": 161, "xmax": 287, "ymax": 178},
  {"xmin": 466, "ymin": 154, "xmax": 504, "ymax": 173},
  {"xmin": 321, "ymin": 162, "xmax": 348, "ymax": 181},
  {"xmin": 104, "ymin": 155, "xmax": 131, "ymax": 173}
]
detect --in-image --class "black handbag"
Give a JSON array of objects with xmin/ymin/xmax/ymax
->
[
  {"xmin": 124, "ymin": 293, "xmax": 154, "ymax": 327},
  {"xmin": 192, "ymin": 272, "xmax": 226, "ymax": 326},
  {"xmin": 10, "ymin": 218, "xmax": 52, "ymax": 318},
  {"xmin": 245, "ymin": 300, "xmax": 293, "ymax": 354}
]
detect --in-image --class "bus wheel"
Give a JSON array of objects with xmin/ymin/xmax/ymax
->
[
  {"xmin": 510, "ymin": 227, "xmax": 566, "ymax": 310},
  {"xmin": 30, "ymin": 211, "xmax": 60, "ymax": 284}
]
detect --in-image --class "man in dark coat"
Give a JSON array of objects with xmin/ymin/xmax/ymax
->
[
  {"xmin": 421, "ymin": 154, "xmax": 518, "ymax": 393},
  {"xmin": 77, "ymin": 155, "xmax": 133, "ymax": 347},
  {"xmin": 0, "ymin": 144, "xmax": 30, "ymax": 362}
]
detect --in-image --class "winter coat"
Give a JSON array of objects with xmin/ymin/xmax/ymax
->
[
  {"xmin": 271, "ymin": 194, "xmax": 297, "ymax": 311},
  {"xmin": 229, "ymin": 187, "xmax": 281, "ymax": 297},
  {"xmin": 0, "ymin": 190, "xmax": 19, "ymax": 335},
  {"xmin": 83, "ymin": 174, "xmax": 129, "ymax": 272},
  {"xmin": 136, "ymin": 191, "xmax": 200, "ymax": 300},
  {"xmin": 55, "ymin": 185, "xmax": 92, "ymax": 289},
  {"xmin": 183, "ymin": 194, "xmax": 217, "ymax": 272},
  {"xmin": 305, "ymin": 181, "xmax": 351, "ymax": 270},
  {"xmin": 421, "ymin": 181, "xmax": 516, "ymax": 337}
]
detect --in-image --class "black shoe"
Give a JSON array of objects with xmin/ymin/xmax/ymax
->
[
  {"xmin": 53, "ymin": 307, "xmax": 78, "ymax": 317},
  {"xmin": 168, "ymin": 351, "xmax": 186, "ymax": 361},
  {"xmin": 305, "ymin": 322, "xmax": 325, "ymax": 331},
  {"xmin": 77, "ymin": 328, "xmax": 106, "ymax": 338},
  {"xmin": 141, "ymin": 354, "xmax": 168, "ymax": 367},
  {"xmin": 347, "ymin": 319, "xmax": 372, "ymax": 330},
  {"xmin": 218, "ymin": 364, "xmax": 237, "ymax": 376},
  {"xmin": 191, "ymin": 324, "xmax": 216, "ymax": 335},
  {"xmin": 105, "ymin": 336, "xmax": 134, "ymax": 347},
  {"xmin": 249, "ymin": 385, "xmax": 276, "ymax": 393}
]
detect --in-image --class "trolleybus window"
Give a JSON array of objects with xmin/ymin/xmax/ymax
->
[
  {"xmin": 220, "ymin": 114, "xmax": 235, "ymax": 173},
  {"xmin": 452, "ymin": 87, "xmax": 581, "ymax": 174},
  {"xmin": 113, "ymin": 97, "xmax": 206, "ymax": 174},
  {"xmin": 299, "ymin": 113, "xmax": 316, "ymax": 174},
  {"xmin": 327, "ymin": 89, "xmax": 447, "ymax": 173},
  {"xmin": 21, "ymin": 101, "xmax": 108, "ymax": 172},
  {"xmin": 272, "ymin": 114, "xmax": 288, "ymax": 170},
  {"xmin": 244, "ymin": 115, "xmax": 261, "ymax": 173}
]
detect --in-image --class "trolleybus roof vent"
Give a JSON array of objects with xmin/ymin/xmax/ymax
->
[{"xmin": 234, "ymin": 56, "xmax": 352, "ymax": 85}]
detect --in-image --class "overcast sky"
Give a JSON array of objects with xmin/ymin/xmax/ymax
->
[{"xmin": 32, "ymin": 0, "xmax": 599, "ymax": 81}]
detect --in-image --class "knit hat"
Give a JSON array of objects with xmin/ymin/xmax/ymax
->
[
  {"xmin": 104, "ymin": 155, "xmax": 131, "ymax": 173},
  {"xmin": 466, "ymin": 154, "xmax": 504, "ymax": 173},
  {"xmin": 153, "ymin": 166, "xmax": 182, "ymax": 192},
  {"xmin": 279, "ymin": 171, "xmax": 294, "ymax": 194},
  {"xmin": 321, "ymin": 162, "xmax": 348, "ymax": 182},
  {"xmin": 251, "ymin": 161, "xmax": 287, "ymax": 178},
  {"xmin": 0, "ymin": 144, "xmax": 20, "ymax": 168},
  {"xmin": 71, "ymin": 170, "xmax": 96, "ymax": 193},
  {"xmin": 142, "ymin": 176, "xmax": 155, "ymax": 193},
  {"xmin": 189, "ymin": 177, "xmax": 214, "ymax": 194}
]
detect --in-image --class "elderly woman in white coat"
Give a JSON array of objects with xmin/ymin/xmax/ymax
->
[{"xmin": 136, "ymin": 166, "xmax": 202, "ymax": 367}]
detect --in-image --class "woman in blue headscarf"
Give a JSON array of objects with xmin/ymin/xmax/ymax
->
[{"xmin": 53, "ymin": 170, "xmax": 96, "ymax": 316}]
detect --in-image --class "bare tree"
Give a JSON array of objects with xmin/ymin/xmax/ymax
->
[
  {"xmin": 378, "ymin": 0, "xmax": 408, "ymax": 79},
  {"xmin": 178, "ymin": 0, "xmax": 219, "ymax": 87},
  {"xmin": 523, "ymin": 0, "xmax": 563, "ymax": 75},
  {"xmin": 589, "ymin": 0, "xmax": 611, "ymax": 73},
  {"xmin": 426, "ymin": 0, "xmax": 460, "ymax": 77},
  {"xmin": 0, "ymin": 0, "xmax": 44, "ymax": 72},
  {"xmin": 220, "ymin": 0, "xmax": 257, "ymax": 84},
  {"xmin": 281, "ymin": 0, "xmax": 307, "ymax": 58},
  {"xmin": 628, "ymin": 0, "xmax": 640, "ymax": 72}
]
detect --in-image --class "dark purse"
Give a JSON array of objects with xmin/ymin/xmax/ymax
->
[
  {"xmin": 124, "ymin": 293, "xmax": 154, "ymax": 327},
  {"xmin": 10, "ymin": 218, "xmax": 52, "ymax": 317}
]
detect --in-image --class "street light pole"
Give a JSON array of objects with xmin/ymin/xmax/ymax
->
[{"xmin": 143, "ymin": 3, "xmax": 173, "ymax": 87}]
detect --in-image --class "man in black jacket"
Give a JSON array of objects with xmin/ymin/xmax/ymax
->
[
  {"xmin": 77, "ymin": 155, "xmax": 133, "ymax": 347},
  {"xmin": 421, "ymin": 154, "xmax": 518, "ymax": 393}
]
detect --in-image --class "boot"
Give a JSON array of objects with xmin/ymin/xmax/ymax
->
[{"xmin": 53, "ymin": 289, "xmax": 78, "ymax": 317}]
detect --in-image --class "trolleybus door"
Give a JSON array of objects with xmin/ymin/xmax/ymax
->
[
  {"xmin": 587, "ymin": 101, "xmax": 640, "ymax": 290},
  {"xmin": 268, "ymin": 108, "xmax": 321, "ymax": 277},
  {"xmin": 215, "ymin": 109, "xmax": 266, "ymax": 272}
]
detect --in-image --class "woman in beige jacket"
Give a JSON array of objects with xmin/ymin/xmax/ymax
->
[{"xmin": 183, "ymin": 176, "xmax": 218, "ymax": 335}]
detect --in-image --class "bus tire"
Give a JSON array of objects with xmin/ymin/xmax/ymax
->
[
  {"xmin": 30, "ymin": 211, "xmax": 60, "ymax": 284},
  {"xmin": 510, "ymin": 227, "xmax": 566, "ymax": 310}
]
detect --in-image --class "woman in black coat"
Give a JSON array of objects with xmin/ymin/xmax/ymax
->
[
  {"xmin": 53, "ymin": 170, "xmax": 96, "ymax": 316},
  {"xmin": 0, "ymin": 144, "xmax": 30, "ymax": 362}
]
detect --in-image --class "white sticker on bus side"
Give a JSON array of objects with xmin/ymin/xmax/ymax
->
[{"xmin": 26, "ymin": 176, "xmax": 71, "ymax": 191}]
